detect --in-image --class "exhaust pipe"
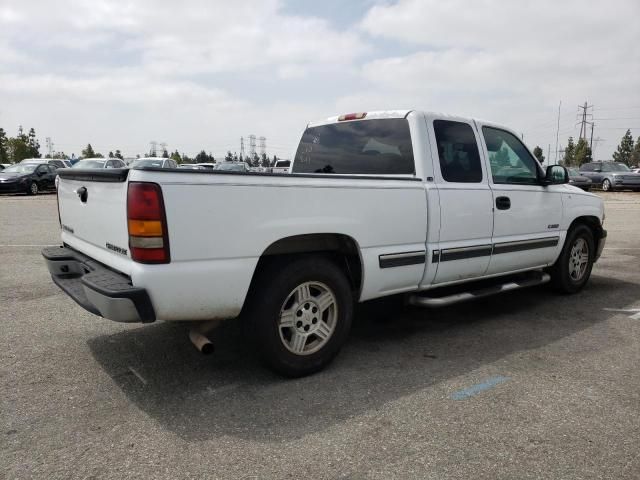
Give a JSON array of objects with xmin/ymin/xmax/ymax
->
[{"xmin": 189, "ymin": 329, "xmax": 214, "ymax": 355}]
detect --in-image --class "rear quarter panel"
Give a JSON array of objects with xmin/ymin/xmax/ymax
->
[{"xmin": 127, "ymin": 169, "xmax": 428, "ymax": 321}]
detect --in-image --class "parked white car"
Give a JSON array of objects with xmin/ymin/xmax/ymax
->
[
  {"xmin": 271, "ymin": 159, "xmax": 291, "ymax": 173},
  {"xmin": 72, "ymin": 158, "xmax": 127, "ymax": 169},
  {"xmin": 44, "ymin": 110, "xmax": 606, "ymax": 376}
]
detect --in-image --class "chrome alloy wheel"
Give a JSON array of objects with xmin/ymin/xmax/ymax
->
[
  {"xmin": 278, "ymin": 281, "xmax": 337, "ymax": 355},
  {"xmin": 568, "ymin": 237, "xmax": 589, "ymax": 281},
  {"xmin": 30, "ymin": 182, "xmax": 38, "ymax": 195}
]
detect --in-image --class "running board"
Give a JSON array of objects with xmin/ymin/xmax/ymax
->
[{"xmin": 409, "ymin": 272, "xmax": 551, "ymax": 308}]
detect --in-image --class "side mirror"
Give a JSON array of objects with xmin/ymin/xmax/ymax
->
[{"xmin": 543, "ymin": 165, "xmax": 569, "ymax": 185}]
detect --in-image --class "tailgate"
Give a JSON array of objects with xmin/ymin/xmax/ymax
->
[{"xmin": 57, "ymin": 168, "xmax": 132, "ymax": 273}]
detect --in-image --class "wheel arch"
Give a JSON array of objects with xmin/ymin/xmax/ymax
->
[
  {"xmin": 567, "ymin": 215, "xmax": 604, "ymax": 254},
  {"xmin": 250, "ymin": 233, "xmax": 364, "ymax": 299}
]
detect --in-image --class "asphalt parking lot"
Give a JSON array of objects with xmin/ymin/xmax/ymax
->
[{"xmin": 1, "ymin": 192, "xmax": 639, "ymax": 479}]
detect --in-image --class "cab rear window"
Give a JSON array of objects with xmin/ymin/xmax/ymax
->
[{"xmin": 292, "ymin": 118, "xmax": 414, "ymax": 175}]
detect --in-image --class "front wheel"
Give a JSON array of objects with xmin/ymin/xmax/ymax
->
[
  {"xmin": 602, "ymin": 179, "xmax": 612, "ymax": 191},
  {"xmin": 244, "ymin": 256, "xmax": 353, "ymax": 377},
  {"xmin": 549, "ymin": 225, "xmax": 595, "ymax": 293}
]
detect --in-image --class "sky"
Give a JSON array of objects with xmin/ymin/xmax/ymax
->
[{"xmin": 1, "ymin": 0, "xmax": 639, "ymax": 161}]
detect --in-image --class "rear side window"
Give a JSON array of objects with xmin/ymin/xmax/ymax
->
[
  {"xmin": 580, "ymin": 163, "xmax": 593, "ymax": 172},
  {"xmin": 433, "ymin": 120, "xmax": 483, "ymax": 183},
  {"xmin": 292, "ymin": 118, "xmax": 414, "ymax": 175}
]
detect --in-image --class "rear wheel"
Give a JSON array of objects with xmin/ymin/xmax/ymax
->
[
  {"xmin": 244, "ymin": 256, "xmax": 353, "ymax": 377},
  {"xmin": 602, "ymin": 179, "xmax": 612, "ymax": 191},
  {"xmin": 27, "ymin": 181, "xmax": 38, "ymax": 195},
  {"xmin": 549, "ymin": 224, "xmax": 594, "ymax": 293}
]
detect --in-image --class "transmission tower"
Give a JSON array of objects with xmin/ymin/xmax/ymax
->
[
  {"xmin": 240, "ymin": 137, "xmax": 245, "ymax": 160},
  {"xmin": 46, "ymin": 137, "xmax": 53, "ymax": 158},
  {"xmin": 576, "ymin": 102, "xmax": 594, "ymax": 142},
  {"xmin": 159, "ymin": 142, "xmax": 168, "ymax": 156},
  {"xmin": 259, "ymin": 136, "xmax": 266, "ymax": 157},
  {"xmin": 149, "ymin": 141, "xmax": 158, "ymax": 157},
  {"xmin": 248, "ymin": 134, "xmax": 256, "ymax": 158}
]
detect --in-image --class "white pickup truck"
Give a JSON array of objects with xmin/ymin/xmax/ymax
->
[{"xmin": 43, "ymin": 110, "xmax": 606, "ymax": 376}]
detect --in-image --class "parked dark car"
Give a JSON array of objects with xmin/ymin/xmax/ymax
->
[
  {"xmin": 579, "ymin": 162, "xmax": 640, "ymax": 191},
  {"xmin": 567, "ymin": 167, "xmax": 592, "ymax": 191},
  {"xmin": 0, "ymin": 162, "xmax": 58, "ymax": 195}
]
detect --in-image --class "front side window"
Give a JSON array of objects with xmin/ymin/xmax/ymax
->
[
  {"xmin": 483, "ymin": 127, "xmax": 541, "ymax": 185},
  {"xmin": 433, "ymin": 120, "xmax": 483, "ymax": 183},
  {"xmin": 293, "ymin": 118, "xmax": 414, "ymax": 175},
  {"xmin": 580, "ymin": 163, "xmax": 593, "ymax": 172}
]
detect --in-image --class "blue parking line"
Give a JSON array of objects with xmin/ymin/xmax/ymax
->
[{"xmin": 450, "ymin": 376, "xmax": 509, "ymax": 400}]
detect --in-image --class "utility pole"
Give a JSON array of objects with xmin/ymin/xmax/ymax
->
[
  {"xmin": 589, "ymin": 123, "xmax": 594, "ymax": 151},
  {"xmin": 554, "ymin": 101, "xmax": 561, "ymax": 163},
  {"xmin": 240, "ymin": 137, "xmax": 245, "ymax": 160},
  {"xmin": 548, "ymin": 144, "xmax": 551, "ymax": 165},
  {"xmin": 576, "ymin": 102, "xmax": 594, "ymax": 141}
]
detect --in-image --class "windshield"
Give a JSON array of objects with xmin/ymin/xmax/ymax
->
[
  {"xmin": 3, "ymin": 164, "xmax": 38, "ymax": 173},
  {"xmin": 132, "ymin": 159, "xmax": 165, "ymax": 168},
  {"xmin": 73, "ymin": 160, "xmax": 105, "ymax": 169},
  {"xmin": 293, "ymin": 118, "xmax": 414, "ymax": 174},
  {"xmin": 609, "ymin": 163, "xmax": 630, "ymax": 172},
  {"xmin": 216, "ymin": 163, "xmax": 244, "ymax": 171}
]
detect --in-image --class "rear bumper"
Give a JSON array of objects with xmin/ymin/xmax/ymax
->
[
  {"xmin": 42, "ymin": 246, "xmax": 155, "ymax": 323},
  {"xmin": 595, "ymin": 229, "xmax": 607, "ymax": 262}
]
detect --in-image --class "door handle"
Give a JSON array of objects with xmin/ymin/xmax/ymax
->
[{"xmin": 496, "ymin": 196, "xmax": 511, "ymax": 210}]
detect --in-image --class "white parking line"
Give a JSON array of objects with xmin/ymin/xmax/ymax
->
[
  {"xmin": 603, "ymin": 308, "xmax": 640, "ymax": 320},
  {"xmin": 0, "ymin": 244, "xmax": 57, "ymax": 247},
  {"xmin": 128, "ymin": 366, "xmax": 148, "ymax": 385}
]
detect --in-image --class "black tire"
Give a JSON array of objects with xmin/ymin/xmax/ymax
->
[
  {"xmin": 243, "ymin": 256, "xmax": 353, "ymax": 377},
  {"xmin": 549, "ymin": 224, "xmax": 595, "ymax": 293},
  {"xmin": 601, "ymin": 179, "xmax": 612, "ymax": 192},
  {"xmin": 27, "ymin": 181, "xmax": 38, "ymax": 195}
]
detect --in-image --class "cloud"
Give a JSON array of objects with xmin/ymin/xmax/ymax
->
[{"xmin": 355, "ymin": 0, "xmax": 640, "ymax": 157}]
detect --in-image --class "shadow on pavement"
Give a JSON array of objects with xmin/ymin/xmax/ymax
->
[{"xmin": 87, "ymin": 273, "xmax": 636, "ymax": 443}]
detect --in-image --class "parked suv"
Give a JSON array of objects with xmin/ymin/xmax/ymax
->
[{"xmin": 579, "ymin": 162, "xmax": 640, "ymax": 191}]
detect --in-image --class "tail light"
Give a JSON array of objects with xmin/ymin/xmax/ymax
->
[
  {"xmin": 127, "ymin": 182, "xmax": 170, "ymax": 263},
  {"xmin": 338, "ymin": 112, "xmax": 367, "ymax": 121}
]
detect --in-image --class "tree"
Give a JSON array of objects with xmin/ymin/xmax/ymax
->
[
  {"xmin": 195, "ymin": 150, "xmax": 210, "ymax": 163},
  {"xmin": 224, "ymin": 151, "xmax": 233, "ymax": 162},
  {"xmin": 261, "ymin": 153, "xmax": 269, "ymax": 167},
  {"xmin": 162, "ymin": 149, "xmax": 169, "ymax": 158},
  {"xmin": 574, "ymin": 138, "xmax": 593, "ymax": 166},
  {"xmin": 532, "ymin": 146, "xmax": 545, "ymax": 164},
  {"xmin": 170, "ymin": 150, "xmax": 182, "ymax": 163},
  {"xmin": 108, "ymin": 151, "xmax": 115, "ymax": 158},
  {"xmin": 7, "ymin": 137, "xmax": 31, "ymax": 163},
  {"xmin": 26, "ymin": 128, "xmax": 40, "ymax": 158},
  {"xmin": 82, "ymin": 143, "xmax": 96, "ymax": 158},
  {"xmin": 612, "ymin": 129, "xmax": 634, "ymax": 166},
  {"xmin": 562, "ymin": 137, "xmax": 576, "ymax": 166},
  {"xmin": 630, "ymin": 136, "xmax": 640, "ymax": 167},
  {"xmin": 114, "ymin": 150, "xmax": 123, "ymax": 159},
  {"xmin": 0, "ymin": 128, "xmax": 8, "ymax": 163}
]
